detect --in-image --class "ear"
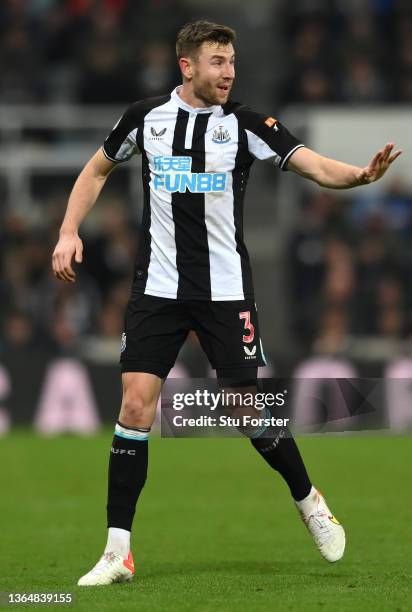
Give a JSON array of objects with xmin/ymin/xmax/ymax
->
[{"xmin": 179, "ymin": 57, "xmax": 193, "ymax": 81}]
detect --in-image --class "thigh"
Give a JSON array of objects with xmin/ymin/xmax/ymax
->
[
  {"xmin": 120, "ymin": 294, "xmax": 190, "ymax": 379},
  {"xmin": 190, "ymin": 300, "xmax": 267, "ymax": 373}
]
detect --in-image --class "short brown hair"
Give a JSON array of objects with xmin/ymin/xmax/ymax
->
[{"xmin": 176, "ymin": 20, "xmax": 236, "ymax": 59}]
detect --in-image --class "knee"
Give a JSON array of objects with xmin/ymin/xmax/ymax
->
[{"xmin": 120, "ymin": 395, "xmax": 154, "ymax": 428}]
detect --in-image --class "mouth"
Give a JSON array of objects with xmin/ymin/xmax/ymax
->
[{"xmin": 217, "ymin": 83, "xmax": 231, "ymax": 94}]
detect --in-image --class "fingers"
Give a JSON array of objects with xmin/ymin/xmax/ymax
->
[
  {"xmin": 61, "ymin": 254, "xmax": 76, "ymax": 282},
  {"xmin": 388, "ymin": 149, "xmax": 402, "ymax": 164},
  {"xmin": 370, "ymin": 143, "xmax": 401, "ymax": 175},
  {"xmin": 52, "ymin": 251, "xmax": 76, "ymax": 282},
  {"xmin": 51, "ymin": 236, "xmax": 84, "ymax": 283},
  {"xmin": 369, "ymin": 150, "xmax": 382, "ymax": 170},
  {"xmin": 52, "ymin": 248, "xmax": 76, "ymax": 282},
  {"xmin": 362, "ymin": 142, "xmax": 402, "ymax": 185},
  {"xmin": 380, "ymin": 143, "xmax": 402, "ymax": 165},
  {"xmin": 371, "ymin": 144, "xmax": 392, "ymax": 168},
  {"xmin": 381, "ymin": 143, "xmax": 394, "ymax": 162}
]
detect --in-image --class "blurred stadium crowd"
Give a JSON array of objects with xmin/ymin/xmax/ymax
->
[
  {"xmin": 1, "ymin": 0, "xmax": 412, "ymax": 369},
  {"xmin": 1, "ymin": 0, "xmax": 412, "ymax": 105},
  {"xmin": 289, "ymin": 178, "xmax": 412, "ymax": 357}
]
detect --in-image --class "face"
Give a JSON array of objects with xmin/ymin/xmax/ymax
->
[{"xmin": 184, "ymin": 42, "xmax": 235, "ymax": 105}]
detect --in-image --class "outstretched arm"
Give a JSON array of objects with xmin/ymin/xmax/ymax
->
[
  {"xmin": 52, "ymin": 148, "xmax": 116, "ymax": 283},
  {"xmin": 287, "ymin": 143, "xmax": 402, "ymax": 189}
]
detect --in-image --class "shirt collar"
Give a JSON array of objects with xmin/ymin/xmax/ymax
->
[{"xmin": 171, "ymin": 86, "xmax": 221, "ymax": 115}]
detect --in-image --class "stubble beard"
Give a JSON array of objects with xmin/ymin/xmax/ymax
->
[{"xmin": 194, "ymin": 80, "xmax": 231, "ymax": 106}]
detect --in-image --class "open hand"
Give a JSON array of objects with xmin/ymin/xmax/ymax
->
[{"xmin": 358, "ymin": 143, "xmax": 402, "ymax": 185}]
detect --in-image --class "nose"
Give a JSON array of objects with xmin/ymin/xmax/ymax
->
[{"xmin": 223, "ymin": 63, "xmax": 235, "ymax": 80}]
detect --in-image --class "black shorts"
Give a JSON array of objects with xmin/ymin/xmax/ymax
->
[{"xmin": 120, "ymin": 294, "xmax": 266, "ymax": 380}]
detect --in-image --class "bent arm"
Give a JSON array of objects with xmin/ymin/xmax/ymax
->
[
  {"xmin": 52, "ymin": 148, "xmax": 116, "ymax": 282},
  {"xmin": 60, "ymin": 148, "xmax": 116, "ymax": 234},
  {"xmin": 288, "ymin": 143, "xmax": 402, "ymax": 189}
]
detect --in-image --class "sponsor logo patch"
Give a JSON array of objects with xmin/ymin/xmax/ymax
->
[
  {"xmin": 265, "ymin": 116, "xmax": 277, "ymax": 128},
  {"xmin": 150, "ymin": 127, "xmax": 167, "ymax": 140},
  {"xmin": 244, "ymin": 345, "xmax": 257, "ymax": 359},
  {"xmin": 153, "ymin": 156, "xmax": 227, "ymax": 193}
]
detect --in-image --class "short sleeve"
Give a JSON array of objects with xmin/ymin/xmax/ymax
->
[
  {"xmin": 237, "ymin": 108, "xmax": 304, "ymax": 170},
  {"xmin": 102, "ymin": 103, "xmax": 141, "ymax": 163}
]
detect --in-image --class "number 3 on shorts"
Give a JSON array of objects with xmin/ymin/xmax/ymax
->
[{"xmin": 239, "ymin": 311, "xmax": 255, "ymax": 344}]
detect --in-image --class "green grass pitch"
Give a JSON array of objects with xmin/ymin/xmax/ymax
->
[{"xmin": 0, "ymin": 431, "xmax": 411, "ymax": 611}]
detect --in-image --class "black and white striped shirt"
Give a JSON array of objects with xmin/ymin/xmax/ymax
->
[{"xmin": 103, "ymin": 87, "xmax": 304, "ymax": 301}]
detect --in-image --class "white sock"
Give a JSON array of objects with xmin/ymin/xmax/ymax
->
[
  {"xmin": 104, "ymin": 527, "xmax": 130, "ymax": 558},
  {"xmin": 295, "ymin": 486, "xmax": 318, "ymax": 516}
]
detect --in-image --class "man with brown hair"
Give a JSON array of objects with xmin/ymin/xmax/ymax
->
[{"xmin": 52, "ymin": 20, "xmax": 401, "ymax": 586}]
